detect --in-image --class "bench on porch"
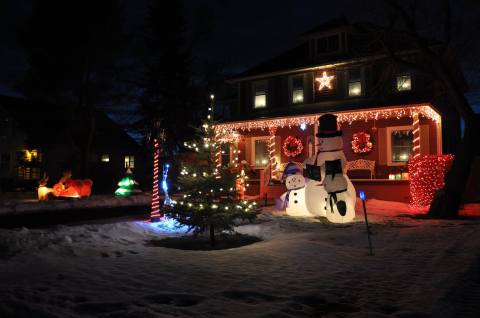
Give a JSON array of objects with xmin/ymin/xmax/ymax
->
[{"xmin": 346, "ymin": 159, "xmax": 375, "ymax": 179}]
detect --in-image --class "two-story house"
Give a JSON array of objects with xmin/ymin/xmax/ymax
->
[{"xmin": 214, "ymin": 19, "xmax": 464, "ymax": 203}]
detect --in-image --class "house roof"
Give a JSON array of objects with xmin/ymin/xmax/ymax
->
[
  {"xmin": 229, "ymin": 19, "xmax": 440, "ymax": 82},
  {"xmin": 0, "ymin": 95, "xmax": 141, "ymax": 152}
]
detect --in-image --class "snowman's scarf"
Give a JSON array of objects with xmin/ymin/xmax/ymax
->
[{"xmin": 282, "ymin": 185, "xmax": 304, "ymax": 208}]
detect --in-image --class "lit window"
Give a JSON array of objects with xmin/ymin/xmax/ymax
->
[
  {"xmin": 348, "ymin": 81, "xmax": 362, "ymax": 96},
  {"xmin": 253, "ymin": 81, "xmax": 267, "ymax": 108},
  {"xmin": 24, "ymin": 149, "xmax": 40, "ymax": 162},
  {"xmin": 254, "ymin": 139, "xmax": 269, "ymax": 167},
  {"xmin": 293, "ymin": 90, "xmax": 304, "ymax": 103},
  {"xmin": 124, "ymin": 155, "xmax": 135, "ymax": 168},
  {"xmin": 101, "ymin": 154, "xmax": 110, "ymax": 163},
  {"xmin": 397, "ymin": 74, "xmax": 412, "ymax": 91},
  {"xmin": 291, "ymin": 75, "xmax": 304, "ymax": 104},
  {"xmin": 391, "ymin": 129, "xmax": 413, "ymax": 162}
]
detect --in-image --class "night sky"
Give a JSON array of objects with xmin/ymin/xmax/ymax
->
[{"xmin": 1, "ymin": 0, "xmax": 479, "ymax": 104}]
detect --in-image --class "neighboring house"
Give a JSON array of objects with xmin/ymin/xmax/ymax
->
[
  {"xmin": 0, "ymin": 95, "xmax": 147, "ymax": 193},
  {"xmin": 214, "ymin": 19, "xmax": 468, "ymax": 203}
]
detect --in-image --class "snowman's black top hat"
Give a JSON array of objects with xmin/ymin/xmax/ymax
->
[{"xmin": 316, "ymin": 114, "xmax": 342, "ymax": 138}]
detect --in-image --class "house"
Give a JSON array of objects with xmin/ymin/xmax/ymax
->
[
  {"xmin": 214, "ymin": 19, "xmax": 467, "ymax": 203},
  {"xmin": 0, "ymin": 95, "xmax": 147, "ymax": 194}
]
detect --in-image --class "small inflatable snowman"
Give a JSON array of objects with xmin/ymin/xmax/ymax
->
[
  {"xmin": 303, "ymin": 114, "xmax": 356, "ymax": 223},
  {"xmin": 281, "ymin": 163, "xmax": 312, "ymax": 217}
]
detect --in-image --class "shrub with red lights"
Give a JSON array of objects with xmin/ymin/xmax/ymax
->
[
  {"xmin": 351, "ymin": 131, "xmax": 373, "ymax": 154},
  {"xmin": 283, "ymin": 136, "xmax": 304, "ymax": 158},
  {"xmin": 408, "ymin": 154, "xmax": 454, "ymax": 210}
]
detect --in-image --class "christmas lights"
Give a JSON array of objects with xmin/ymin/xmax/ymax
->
[
  {"xmin": 282, "ymin": 136, "xmax": 304, "ymax": 158},
  {"xmin": 268, "ymin": 127, "xmax": 277, "ymax": 179},
  {"xmin": 408, "ymin": 154, "xmax": 454, "ymax": 209},
  {"xmin": 315, "ymin": 71, "xmax": 335, "ymax": 91},
  {"xmin": 351, "ymin": 131, "xmax": 373, "ymax": 154},
  {"xmin": 214, "ymin": 104, "xmax": 441, "ymax": 136},
  {"xmin": 150, "ymin": 139, "xmax": 161, "ymax": 221}
]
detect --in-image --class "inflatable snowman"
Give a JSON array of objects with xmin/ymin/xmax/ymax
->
[
  {"xmin": 280, "ymin": 162, "xmax": 313, "ymax": 217},
  {"xmin": 303, "ymin": 114, "xmax": 356, "ymax": 223}
]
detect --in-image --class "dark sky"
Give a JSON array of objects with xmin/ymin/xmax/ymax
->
[{"xmin": 0, "ymin": 0, "xmax": 478, "ymax": 98}]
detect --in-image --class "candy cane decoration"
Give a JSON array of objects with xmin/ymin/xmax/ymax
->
[
  {"xmin": 412, "ymin": 112, "xmax": 421, "ymax": 158},
  {"xmin": 268, "ymin": 127, "xmax": 277, "ymax": 179},
  {"xmin": 150, "ymin": 138, "xmax": 161, "ymax": 221}
]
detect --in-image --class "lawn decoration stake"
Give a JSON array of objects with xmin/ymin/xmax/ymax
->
[{"xmin": 359, "ymin": 190, "xmax": 373, "ymax": 256}]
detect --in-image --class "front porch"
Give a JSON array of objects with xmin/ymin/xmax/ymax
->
[{"xmin": 214, "ymin": 103, "xmax": 442, "ymax": 204}]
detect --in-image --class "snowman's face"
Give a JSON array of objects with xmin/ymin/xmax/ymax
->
[
  {"xmin": 286, "ymin": 174, "xmax": 306, "ymax": 190},
  {"xmin": 318, "ymin": 136, "xmax": 343, "ymax": 152}
]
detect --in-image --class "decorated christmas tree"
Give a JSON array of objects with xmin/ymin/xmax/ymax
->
[
  {"xmin": 115, "ymin": 168, "xmax": 140, "ymax": 197},
  {"xmin": 162, "ymin": 96, "xmax": 261, "ymax": 246}
]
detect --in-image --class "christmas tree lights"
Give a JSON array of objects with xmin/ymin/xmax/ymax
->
[
  {"xmin": 115, "ymin": 168, "xmax": 139, "ymax": 197},
  {"xmin": 162, "ymin": 96, "xmax": 261, "ymax": 246},
  {"xmin": 409, "ymin": 154, "xmax": 454, "ymax": 209}
]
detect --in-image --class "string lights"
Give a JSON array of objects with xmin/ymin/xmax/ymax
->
[
  {"xmin": 315, "ymin": 71, "xmax": 335, "ymax": 90},
  {"xmin": 214, "ymin": 104, "xmax": 441, "ymax": 136},
  {"xmin": 268, "ymin": 127, "xmax": 277, "ymax": 179},
  {"xmin": 150, "ymin": 138, "xmax": 161, "ymax": 221},
  {"xmin": 408, "ymin": 154, "xmax": 454, "ymax": 209}
]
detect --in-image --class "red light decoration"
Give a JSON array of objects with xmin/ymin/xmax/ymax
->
[
  {"xmin": 283, "ymin": 136, "xmax": 304, "ymax": 158},
  {"xmin": 408, "ymin": 154, "xmax": 454, "ymax": 209},
  {"xmin": 150, "ymin": 138, "xmax": 161, "ymax": 221},
  {"xmin": 351, "ymin": 131, "xmax": 373, "ymax": 154}
]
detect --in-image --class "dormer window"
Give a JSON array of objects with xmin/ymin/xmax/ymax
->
[
  {"xmin": 253, "ymin": 81, "xmax": 267, "ymax": 108},
  {"xmin": 316, "ymin": 34, "xmax": 340, "ymax": 55},
  {"xmin": 396, "ymin": 74, "xmax": 412, "ymax": 91},
  {"xmin": 290, "ymin": 75, "xmax": 304, "ymax": 104}
]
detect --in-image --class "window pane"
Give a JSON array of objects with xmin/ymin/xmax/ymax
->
[
  {"xmin": 397, "ymin": 75, "xmax": 411, "ymax": 91},
  {"xmin": 348, "ymin": 81, "xmax": 362, "ymax": 96},
  {"xmin": 255, "ymin": 140, "xmax": 269, "ymax": 167},
  {"xmin": 292, "ymin": 89, "xmax": 304, "ymax": 103},
  {"xmin": 101, "ymin": 154, "xmax": 110, "ymax": 162},
  {"xmin": 349, "ymin": 68, "xmax": 361, "ymax": 81},
  {"xmin": 328, "ymin": 35, "xmax": 339, "ymax": 51},
  {"xmin": 254, "ymin": 94, "xmax": 266, "ymax": 108},
  {"xmin": 391, "ymin": 130, "xmax": 413, "ymax": 162},
  {"xmin": 317, "ymin": 37, "xmax": 327, "ymax": 54},
  {"xmin": 292, "ymin": 76, "xmax": 303, "ymax": 88}
]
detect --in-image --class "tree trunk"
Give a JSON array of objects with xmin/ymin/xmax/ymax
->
[{"xmin": 209, "ymin": 225, "xmax": 215, "ymax": 247}]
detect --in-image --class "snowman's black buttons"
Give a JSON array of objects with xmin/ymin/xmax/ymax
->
[
  {"xmin": 294, "ymin": 192, "xmax": 297, "ymax": 196},
  {"xmin": 294, "ymin": 200, "xmax": 298, "ymax": 204}
]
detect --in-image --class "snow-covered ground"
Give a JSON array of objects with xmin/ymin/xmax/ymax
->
[{"xmin": 1, "ymin": 199, "xmax": 480, "ymax": 317}]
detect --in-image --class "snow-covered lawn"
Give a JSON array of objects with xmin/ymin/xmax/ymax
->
[{"xmin": 1, "ymin": 199, "xmax": 480, "ymax": 317}]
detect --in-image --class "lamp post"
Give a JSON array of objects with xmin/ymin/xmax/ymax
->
[{"xmin": 359, "ymin": 190, "xmax": 373, "ymax": 256}]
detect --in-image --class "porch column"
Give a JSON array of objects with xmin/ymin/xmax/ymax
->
[
  {"xmin": 412, "ymin": 112, "xmax": 421, "ymax": 158},
  {"xmin": 268, "ymin": 127, "xmax": 277, "ymax": 180}
]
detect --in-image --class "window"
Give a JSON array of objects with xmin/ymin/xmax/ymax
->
[
  {"xmin": 17, "ymin": 166, "xmax": 40, "ymax": 180},
  {"xmin": 124, "ymin": 155, "xmax": 135, "ymax": 168},
  {"xmin": 253, "ymin": 81, "xmax": 267, "ymax": 108},
  {"xmin": 291, "ymin": 75, "xmax": 304, "ymax": 104},
  {"xmin": 397, "ymin": 74, "xmax": 412, "ymax": 91},
  {"xmin": 221, "ymin": 143, "xmax": 231, "ymax": 167},
  {"xmin": 316, "ymin": 35, "xmax": 340, "ymax": 54},
  {"xmin": 387, "ymin": 127, "xmax": 413, "ymax": 165},
  {"xmin": 347, "ymin": 68, "xmax": 362, "ymax": 96},
  {"xmin": 252, "ymin": 138, "xmax": 269, "ymax": 167},
  {"xmin": 101, "ymin": 154, "xmax": 110, "ymax": 163}
]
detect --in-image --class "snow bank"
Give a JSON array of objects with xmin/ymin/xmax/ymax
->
[{"xmin": 0, "ymin": 193, "xmax": 151, "ymax": 216}]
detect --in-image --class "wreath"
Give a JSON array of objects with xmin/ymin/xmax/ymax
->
[
  {"xmin": 351, "ymin": 131, "xmax": 373, "ymax": 154},
  {"xmin": 283, "ymin": 136, "xmax": 304, "ymax": 158}
]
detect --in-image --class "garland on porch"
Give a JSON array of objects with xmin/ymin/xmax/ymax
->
[
  {"xmin": 351, "ymin": 131, "xmax": 373, "ymax": 154},
  {"xmin": 283, "ymin": 136, "xmax": 304, "ymax": 158}
]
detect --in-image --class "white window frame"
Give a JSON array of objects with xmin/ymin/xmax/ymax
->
[
  {"xmin": 386, "ymin": 125, "xmax": 413, "ymax": 166},
  {"xmin": 253, "ymin": 81, "xmax": 267, "ymax": 109},
  {"xmin": 250, "ymin": 136, "xmax": 270, "ymax": 168}
]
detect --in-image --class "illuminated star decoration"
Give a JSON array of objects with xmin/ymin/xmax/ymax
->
[{"xmin": 315, "ymin": 71, "xmax": 335, "ymax": 91}]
